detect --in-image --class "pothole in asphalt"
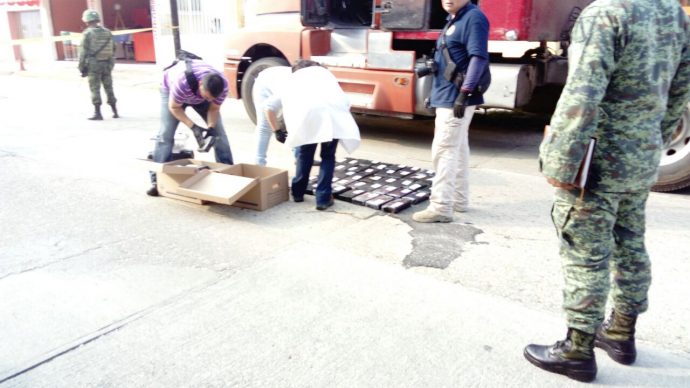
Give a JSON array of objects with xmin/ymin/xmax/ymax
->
[{"xmin": 396, "ymin": 212, "xmax": 483, "ymax": 269}]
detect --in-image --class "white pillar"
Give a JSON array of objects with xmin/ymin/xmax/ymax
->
[{"xmin": 40, "ymin": 0, "xmax": 57, "ymax": 60}]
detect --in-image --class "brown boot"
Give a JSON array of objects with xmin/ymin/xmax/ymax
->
[
  {"xmin": 524, "ymin": 328, "xmax": 597, "ymax": 382},
  {"xmin": 595, "ymin": 310, "xmax": 637, "ymax": 365},
  {"xmin": 88, "ymin": 104, "xmax": 103, "ymax": 120},
  {"xmin": 109, "ymin": 103, "xmax": 119, "ymax": 118}
]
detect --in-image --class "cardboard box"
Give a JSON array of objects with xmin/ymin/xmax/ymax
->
[
  {"xmin": 217, "ymin": 163, "xmax": 289, "ymax": 211},
  {"xmin": 157, "ymin": 159, "xmax": 288, "ymax": 211},
  {"xmin": 157, "ymin": 172, "xmax": 208, "ymax": 205},
  {"xmin": 177, "ymin": 169, "xmax": 259, "ymax": 205},
  {"xmin": 159, "ymin": 158, "xmax": 232, "ymax": 175},
  {"xmin": 156, "ymin": 159, "xmax": 234, "ymax": 204}
]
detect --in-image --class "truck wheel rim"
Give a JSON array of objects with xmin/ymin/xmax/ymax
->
[{"xmin": 659, "ymin": 110, "xmax": 690, "ymax": 167}]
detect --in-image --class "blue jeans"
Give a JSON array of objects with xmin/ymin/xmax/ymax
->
[
  {"xmin": 292, "ymin": 140, "xmax": 338, "ymax": 205},
  {"xmin": 150, "ymin": 89, "xmax": 233, "ymax": 183},
  {"xmin": 255, "ymin": 108, "xmax": 300, "ymax": 165},
  {"xmin": 254, "ymin": 105, "xmax": 272, "ymax": 166}
]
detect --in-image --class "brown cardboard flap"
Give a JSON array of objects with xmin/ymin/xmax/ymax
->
[
  {"xmin": 228, "ymin": 165, "xmax": 289, "ymax": 211},
  {"xmin": 235, "ymin": 163, "xmax": 285, "ymax": 178},
  {"xmin": 177, "ymin": 170, "xmax": 259, "ymax": 205},
  {"xmin": 160, "ymin": 159, "xmax": 233, "ymax": 175},
  {"xmin": 159, "ymin": 190, "xmax": 208, "ymax": 205}
]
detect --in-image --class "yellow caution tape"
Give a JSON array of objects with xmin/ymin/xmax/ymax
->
[{"xmin": 2, "ymin": 27, "xmax": 156, "ymax": 45}]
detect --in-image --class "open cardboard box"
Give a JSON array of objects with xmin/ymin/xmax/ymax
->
[
  {"xmin": 177, "ymin": 169, "xmax": 259, "ymax": 205},
  {"xmin": 156, "ymin": 158, "xmax": 234, "ymax": 205},
  {"xmin": 157, "ymin": 159, "xmax": 289, "ymax": 211},
  {"xmin": 218, "ymin": 163, "xmax": 289, "ymax": 211},
  {"xmin": 159, "ymin": 158, "xmax": 233, "ymax": 175}
]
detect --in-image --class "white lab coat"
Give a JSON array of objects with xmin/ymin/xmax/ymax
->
[
  {"xmin": 281, "ymin": 66, "xmax": 361, "ymax": 153},
  {"xmin": 253, "ymin": 66, "xmax": 292, "ymax": 113}
]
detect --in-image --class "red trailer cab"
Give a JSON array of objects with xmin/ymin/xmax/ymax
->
[
  {"xmin": 225, "ymin": 0, "xmax": 594, "ymax": 121},
  {"xmin": 224, "ymin": 0, "xmax": 690, "ymax": 192}
]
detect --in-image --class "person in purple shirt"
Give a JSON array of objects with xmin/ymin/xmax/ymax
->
[{"xmin": 147, "ymin": 59, "xmax": 234, "ymax": 196}]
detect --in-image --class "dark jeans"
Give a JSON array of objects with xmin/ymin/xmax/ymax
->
[{"xmin": 292, "ymin": 140, "xmax": 338, "ymax": 205}]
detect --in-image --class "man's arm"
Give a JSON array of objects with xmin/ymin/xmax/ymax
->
[
  {"xmin": 263, "ymin": 95, "xmax": 283, "ymax": 132},
  {"xmin": 109, "ymin": 37, "xmax": 116, "ymax": 70},
  {"xmin": 78, "ymin": 31, "xmax": 90, "ymax": 75},
  {"xmin": 540, "ymin": 8, "xmax": 617, "ymax": 185},
  {"xmin": 168, "ymin": 97, "xmax": 195, "ymax": 128},
  {"xmin": 206, "ymin": 102, "xmax": 221, "ymax": 128},
  {"xmin": 660, "ymin": 28, "xmax": 690, "ymax": 143},
  {"xmin": 264, "ymin": 108, "xmax": 280, "ymax": 131}
]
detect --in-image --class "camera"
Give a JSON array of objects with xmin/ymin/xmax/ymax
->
[{"xmin": 415, "ymin": 55, "xmax": 437, "ymax": 78}]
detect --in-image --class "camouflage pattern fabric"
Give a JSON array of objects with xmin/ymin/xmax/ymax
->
[
  {"xmin": 87, "ymin": 61, "xmax": 116, "ymax": 105},
  {"xmin": 540, "ymin": 0, "xmax": 690, "ymax": 333},
  {"xmin": 78, "ymin": 26, "xmax": 116, "ymax": 105},
  {"xmin": 552, "ymin": 188, "xmax": 651, "ymax": 334},
  {"xmin": 540, "ymin": 0, "xmax": 690, "ymax": 192}
]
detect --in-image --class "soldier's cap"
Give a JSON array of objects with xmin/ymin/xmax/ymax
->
[{"xmin": 82, "ymin": 9, "xmax": 100, "ymax": 23}]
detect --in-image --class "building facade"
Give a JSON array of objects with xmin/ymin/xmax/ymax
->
[{"xmin": 1, "ymin": 0, "xmax": 239, "ymax": 70}]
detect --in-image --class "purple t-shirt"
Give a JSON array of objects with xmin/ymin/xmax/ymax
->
[{"xmin": 162, "ymin": 60, "xmax": 228, "ymax": 106}]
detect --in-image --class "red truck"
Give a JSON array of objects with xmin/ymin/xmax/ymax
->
[{"xmin": 224, "ymin": 0, "xmax": 690, "ymax": 191}]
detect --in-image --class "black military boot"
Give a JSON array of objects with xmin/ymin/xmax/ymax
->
[
  {"xmin": 595, "ymin": 310, "xmax": 637, "ymax": 365},
  {"xmin": 146, "ymin": 185, "xmax": 159, "ymax": 196},
  {"xmin": 524, "ymin": 328, "xmax": 597, "ymax": 382},
  {"xmin": 109, "ymin": 103, "xmax": 119, "ymax": 118},
  {"xmin": 146, "ymin": 174, "xmax": 159, "ymax": 197},
  {"xmin": 88, "ymin": 104, "xmax": 103, "ymax": 120}
]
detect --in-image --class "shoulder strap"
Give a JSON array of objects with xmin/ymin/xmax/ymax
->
[
  {"xmin": 184, "ymin": 59, "xmax": 199, "ymax": 95},
  {"xmin": 439, "ymin": 6, "xmax": 471, "ymax": 48},
  {"xmin": 88, "ymin": 28, "xmax": 112, "ymax": 58},
  {"xmin": 439, "ymin": 6, "xmax": 475, "ymax": 87},
  {"xmin": 163, "ymin": 60, "xmax": 179, "ymax": 71}
]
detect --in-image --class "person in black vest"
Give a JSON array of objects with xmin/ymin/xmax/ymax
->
[{"xmin": 412, "ymin": 0, "xmax": 490, "ymax": 223}]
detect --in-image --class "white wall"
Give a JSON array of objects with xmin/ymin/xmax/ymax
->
[
  {"xmin": 152, "ymin": 0, "xmax": 239, "ymax": 71},
  {"xmin": 0, "ymin": 2, "xmax": 56, "ymax": 70}
]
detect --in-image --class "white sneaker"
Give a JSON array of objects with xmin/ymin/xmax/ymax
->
[{"xmin": 412, "ymin": 209, "xmax": 453, "ymax": 223}]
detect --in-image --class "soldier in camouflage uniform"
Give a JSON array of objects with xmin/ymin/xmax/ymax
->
[
  {"xmin": 523, "ymin": 0, "xmax": 690, "ymax": 382},
  {"xmin": 78, "ymin": 10, "xmax": 118, "ymax": 120}
]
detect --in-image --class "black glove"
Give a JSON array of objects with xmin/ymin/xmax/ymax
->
[
  {"xmin": 190, "ymin": 124, "xmax": 207, "ymax": 148},
  {"xmin": 205, "ymin": 126, "xmax": 218, "ymax": 138},
  {"xmin": 274, "ymin": 129, "xmax": 288, "ymax": 144},
  {"xmin": 80, "ymin": 70, "xmax": 87, "ymax": 78},
  {"xmin": 453, "ymin": 91, "xmax": 471, "ymax": 119},
  {"xmin": 196, "ymin": 125, "xmax": 218, "ymax": 153}
]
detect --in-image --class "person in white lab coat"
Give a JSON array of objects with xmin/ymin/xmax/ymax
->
[{"xmin": 264, "ymin": 60, "xmax": 360, "ymax": 210}]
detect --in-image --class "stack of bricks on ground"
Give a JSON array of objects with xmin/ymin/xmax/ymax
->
[{"xmin": 306, "ymin": 158, "xmax": 434, "ymax": 213}]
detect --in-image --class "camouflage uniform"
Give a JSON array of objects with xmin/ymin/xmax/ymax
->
[
  {"xmin": 540, "ymin": 0, "xmax": 690, "ymax": 334},
  {"xmin": 78, "ymin": 25, "xmax": 116, "ymax": 106}
]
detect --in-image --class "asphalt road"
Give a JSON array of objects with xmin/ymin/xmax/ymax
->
[{"xmin": 1, "ymin": 62, "xmax": 689, "ymax": 387}]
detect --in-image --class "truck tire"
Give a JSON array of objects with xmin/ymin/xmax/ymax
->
[
  {"xmin": 653, "ymin": 103, "xmax": 690, "ymax": 192},
  {"xmin": 240, "ymin": 57, "xmax": 289, "ymax": 124}
]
